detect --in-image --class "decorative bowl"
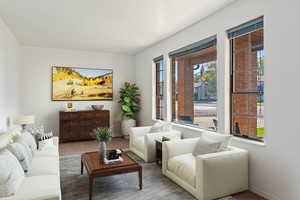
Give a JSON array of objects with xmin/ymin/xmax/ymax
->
[{"xmin": 91, "ymin": 105, "xmax": 104, "ymax": 110}]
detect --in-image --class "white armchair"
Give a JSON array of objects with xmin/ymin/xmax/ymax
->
[
  {"xmin": 162, "ymin": 138, "xmax": 248, "ymax": 200},
  {"xmin": 129, "ymin": 126, "xmax": 181, "ymax": 162}
]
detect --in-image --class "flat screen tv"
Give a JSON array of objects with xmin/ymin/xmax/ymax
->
[{"xmin": 52, "ymin": 66, "xmax": 113, "ymax": 101}]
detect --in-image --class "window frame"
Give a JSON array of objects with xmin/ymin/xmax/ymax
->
[
  {"xmin": 154, "ymin": 57, "xmax": 164, "ymax": 120},
  {"xmin": 229, "ymin": 30, "xmax": 264, "ymax": 143}
]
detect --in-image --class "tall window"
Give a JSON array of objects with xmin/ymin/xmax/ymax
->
[
  {"xmin": 228, "ymin": 17, "xmax": 264, "ymax": 141},
  {"xmin": 154, "ymin": 56, "xmax": 164, "ymax": 120},
  {"xmin": 170, "ymin": 36, "xmax": 217, "ymax": 130}
]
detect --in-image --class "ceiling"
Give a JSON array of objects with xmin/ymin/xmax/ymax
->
[{"xmin": 0, "ymin": 0, "xmax": 235, "ymax": 55}]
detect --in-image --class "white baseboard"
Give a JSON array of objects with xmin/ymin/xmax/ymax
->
[{"xmin": 250, "ymin": 186, "xmax": 281, "ymax": 200}]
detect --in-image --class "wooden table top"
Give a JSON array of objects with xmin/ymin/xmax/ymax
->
[{"xmin": 82, "ymin": 151, "xmax": 139, "ymax": 174}]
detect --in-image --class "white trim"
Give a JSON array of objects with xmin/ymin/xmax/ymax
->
[
  {"xmin": 232, "ymin": 136, "xmax": 266, "ymax": 147},
  {"xmin": 250, "ymin": 185, "xmax": 281, "ymax": 200},
  {"xmin": 171, "ymin": 122, "xmax": 217, "ymax": 133},
  {"xmin": 165, "ymin": 55, "xmax": 172, "ymax": 122},
  {"xmin": 151, "ymin": 62, "xmax": 156, "ymax": 120}
]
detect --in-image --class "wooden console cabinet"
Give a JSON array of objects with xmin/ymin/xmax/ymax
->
[{"xmin": 59, "ymin": 110, "xmax": 110, "ymax": 143}]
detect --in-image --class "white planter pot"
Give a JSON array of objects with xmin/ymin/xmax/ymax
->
[{"xmin": 121, "ymin": 119, "xmax": 136, "ymax": 139}]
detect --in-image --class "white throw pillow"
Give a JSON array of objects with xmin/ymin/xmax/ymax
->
[
  {"xmin": 0, "ymin": 150, "xmax": 24, "ymax": 197},
  {"xmin": 149, "ymin": 121, "xmax": 164, "ymax": 133},
  {"xmin": 192, "ymin": 137, "xmax": 222, "ymax": 156},
  {"xmin": 15, "ymin": 131, "xmax": 37, "ymax": 155},
  {"xmin": 7, "ymin": 143, "xmax": 32, "ymax": 172},
  {"xmin": 202, "ymin": 131, "xmax": 232, "ymax": 150},
  {"xmin": 149, "ymin": 121, "xmax": 173, "ymax": 133},
  {"xmin": 0, "ymin": 133, "xmax": 12, "ymax": 150}
]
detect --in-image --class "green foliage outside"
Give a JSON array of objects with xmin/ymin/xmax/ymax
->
[
  {"xmin": 194, "ymin": 62, "xmax": 217, "ymax": 98},
  {"xmin": 91, "ymin": 127, "xmax": 112, "ymax": 142},
  {"xmin": 119, "ymin": 82, "xmax": 141, "ymax": 120},
  {"xmin": 257, "ymin": 128, "xmax": 265, "ymax": 137}
]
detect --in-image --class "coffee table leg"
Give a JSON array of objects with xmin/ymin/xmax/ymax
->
[
  {"xmin": 89, "ymin": 177, "xmax": 94, "ymax": 200},
  {"xmin": 81, "ymin": 159, "xmax": 83, "ymax": 175},
  {"xmin": 139, "ymin": 167, "xmax": 142, "ymax": 190}
]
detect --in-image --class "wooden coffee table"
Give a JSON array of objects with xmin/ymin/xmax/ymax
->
[{"xmin": 81, "ymin": 152, "xmax": 142, "ymax": 200}]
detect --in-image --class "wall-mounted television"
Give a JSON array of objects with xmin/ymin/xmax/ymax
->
[{"xmin": 52, "ymin": 66, "xmax": 113, "ymax": 101}]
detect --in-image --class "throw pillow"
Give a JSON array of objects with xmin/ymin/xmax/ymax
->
[
  {"xmin": 26, "ymin": 124, "xmax": 45, "ymax": 145},
  {"xmin": 7, "ymin": 143, "xmax": 32, "ymax": 172},
  {"xmin": 202, "ymin": 131, "xmax": 232, "ymax": 150},
  {"xmin": 15, "ymin": 131, "xmax": 37, "ymax": 155},
  {"xmin": 149, "ymin": 121, "xmax": 164, "ymax": 133},
  {"xmin": 149, "ymin": 121, "xmax": 173, "ymax": 133},
  {"xmin": 192, "ymin": 137, "xmax": 222, "ymax": 156},
  {"xmin": 0, "ymin": 150, "xmax": 24, "ymax": 197}
]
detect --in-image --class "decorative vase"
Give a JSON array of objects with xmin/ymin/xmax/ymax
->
[
  {"xmin": 121, "ymin": 119, "xmax": 136, "ymax": 139},
  {"xmin": 99, "ymin": 141, "xmax": 107, "ymax": 161}
]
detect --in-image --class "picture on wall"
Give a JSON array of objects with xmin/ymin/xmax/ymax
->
[{"xmin": 52, "ymin": 66, "xmax": 113, "ymax": 101}]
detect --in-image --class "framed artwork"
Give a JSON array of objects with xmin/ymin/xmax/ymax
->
[{"xmin": 52, "ymin": 66, "xmax": 113, "ymax": 101}]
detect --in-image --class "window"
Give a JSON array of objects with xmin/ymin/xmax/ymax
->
[
  {"xmin": 170, "ymin": 36, "xmax": 217, "ymax": 130},
  {"xmin": 153, "ymin": 56, "xmax": 164, "ymax": 120},
  {"xmin": 228, "ymin": 17, "xmax": 264, "ymax": 141}
]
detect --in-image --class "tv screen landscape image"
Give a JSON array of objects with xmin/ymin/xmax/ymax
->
[{"xmin": 52, "ymin": 66, "xmax": 113, "ymax": 101}]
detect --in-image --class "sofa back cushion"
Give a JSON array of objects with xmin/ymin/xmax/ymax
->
[
  {"xmin": 7, "ymin": 143, "xmax": 32, "ymax": 172},
  {"xmin": 0, "ymin": 150, "xmax": 24, "ymax": 197},
  {"xmin": 202, "ymin": 131, "xmax": 232, "ymax": 150},
  {"xmin": 192, "ymin": 137, "xmax": 222, "ymax": 156},
  {"xmin": 15, "ymin": 131, "xmax": 37, "ymax": 155}
]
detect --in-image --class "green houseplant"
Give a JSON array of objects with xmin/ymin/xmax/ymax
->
[
  {"xmin": 91, "ymin": 127, "xmax": 112, "ymax": 160},
  {"xmin": 119, "ymin": 82, "xmax": 140, "ymax": 138}
]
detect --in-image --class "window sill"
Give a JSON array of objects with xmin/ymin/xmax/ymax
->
[
  {"xmin": 171, "ymin": 122, "xmax": 216, "ymax": 133},
  {"xmin": 232, "ymin": 136, "xmax": 266, "ymax": 147}
]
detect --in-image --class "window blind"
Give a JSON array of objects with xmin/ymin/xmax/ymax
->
[
  {"xmin": 168, "ymin": 35, "xmax": 217, "ymax": 58},
  {"xmin": 227, "ymin": 16, "xmax": 264, "ymax": 39},
  {"xmin": 153, "ymin": 55, "xmax": 163, "ymax": 63}
]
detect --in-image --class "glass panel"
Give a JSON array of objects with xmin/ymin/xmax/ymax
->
[
  {"xmin": 172, "ymin": 45, "xmax": 217, "ymax": 130},
  {"xmin": 231, "ymin": 28, "xmax": 264, "ymax": 140}
]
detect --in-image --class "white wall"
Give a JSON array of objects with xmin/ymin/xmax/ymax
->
[
  {"xmin": 20, "ymin": 46, "xmax": 135, "ymax": 137},
  {"xmin": 0, "ymin": 16, "xmax": 20, "ymax": 131},
  {"xmin": 135, "ymin": 0, "xmax": 300, "ymax": 199}
]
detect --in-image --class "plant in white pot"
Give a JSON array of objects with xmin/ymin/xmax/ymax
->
[
  {"xmin": 91, "ymin": 127, "xmax": 112, "ymax": 161},
  {"xmin": 119, "ymin": 82, "xmax": 140, "ymax": 138}
]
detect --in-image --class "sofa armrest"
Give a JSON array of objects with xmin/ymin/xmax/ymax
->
[
  {"xmin": 129, "ymin": 126, "xmax": 152, "ymax": 150},
  {"xmin": 162, "ymin": 137, "xmax": 199, "ymax": 174},
  {"xmin": 196, "ymin": 146, "xmax": 248, "ymax": 200},
  {"xmin": 144, "ymin": 130, "xmax": 181, "ymax": 162}
]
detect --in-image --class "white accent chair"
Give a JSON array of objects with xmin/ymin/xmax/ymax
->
[
  {"xmin": 130, "ymin": 126, "xmax": 181, "ymax": 162},
  {"xmin": 162, "ymin": 137, "xmax": 248, "ymax": 200}
]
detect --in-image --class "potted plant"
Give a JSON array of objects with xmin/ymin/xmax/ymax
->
[
  {"xmin": 119, "ymin": 82, "xmax": 140, "ymax": 138},
  {"xmin": 91, "ymin": 127, "xmax": 112, "ymax": 160}
]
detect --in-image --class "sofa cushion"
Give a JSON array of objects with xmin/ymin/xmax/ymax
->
[
  {"xmin": 35, "ymin": 145, "xmax": 59, "ymax": 157},
  {"xmin": 0, "ymin": 133, "xmax": 12, "ymax": 150},
  {"xmin": 202, "ymin": 131, "xmax": 232, "ymax": 150},
  {"xmin": 7, "ymin": 143, "xmax": 33, "ymax": 172},
  {"xmin": 168, "ymin": 153, "xmax": 196, "ymax": 187},
  {"xmin": 192, "ymin": 137, "xmax": 222, "ymax": 156},
  {"xmin": 26, "ymin": 156, "xmax": 59, "ymax": 176},
  {"xmin": 15, "ymin": 131, "xmax": 37, "ymax": 155},
  {"xmin": 133, "ymin": 137, "xmax": 145, "ymax": 153},
  {"xmin": 0, "ymin": 150, "xmax": 25, "ymax": 197},
  {"xmin": 4, "ymin": 175, "xmax": 61, "ymax": 200}
]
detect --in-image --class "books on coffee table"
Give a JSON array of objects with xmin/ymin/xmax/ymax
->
[{"xmin": 104, "ymin": 156, "xmax": 124, "ymax": 164}]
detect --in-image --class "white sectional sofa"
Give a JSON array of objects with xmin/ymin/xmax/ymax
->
[
  {"xmin": 0, "ymin": 128, "xmax": 61, "ymax": 200},
  {"xmin": 130, "ymin": 126, "xmax": 181, "ymax": 162},
  {"xmin": 162, "ymin": 135, "xmax": 248, "ymax": 200}
]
